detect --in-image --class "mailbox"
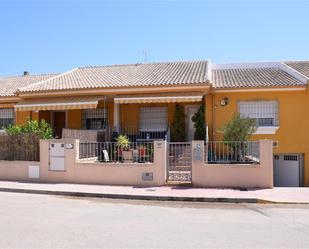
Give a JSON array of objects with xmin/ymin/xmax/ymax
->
[
  {"xmin": 49, "ymin": 142, "xmax": 65, "ymax": 171},
  {"xmin": 193, "ymin": 144, "xmax": 203, "ymax": 161}
]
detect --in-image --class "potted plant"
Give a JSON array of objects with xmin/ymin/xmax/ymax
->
[
  {"xmin": 138, "ymin": 144, "xmax": 146, "ymax": 156},
  {"xmin": 116, "ymin": 135, "xmax": 133, "ymax": 162}
]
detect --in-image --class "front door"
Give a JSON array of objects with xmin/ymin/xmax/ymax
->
[
  {"xmin": 53, "ymin": 111, "xmax": 66, "ymax": 138},
  {"xmin": 186, "ymin": 106, "xmax": 199, "ymax": 141}
]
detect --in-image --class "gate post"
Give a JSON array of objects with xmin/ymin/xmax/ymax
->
[
  {"xmin": 153, "ymin": 140, "xmax": 167, "ymax": 185},
  {"xmin": 191, "ymin": 141, "xmax": 205, "ymax": 185},
  {"xmin": 259, "ymin": 139, "xmax": 274, "ymax": 188},
  {"xmin": 39, "ymin": 139, "xmax": 50, "ymax": 181}
]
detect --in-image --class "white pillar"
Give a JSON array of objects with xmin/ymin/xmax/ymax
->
[{"xmin": 113, "ymin": 102, "xmax": 120, "ymax": 133}]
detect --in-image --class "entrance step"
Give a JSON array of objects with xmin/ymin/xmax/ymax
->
[{"xmin": 165, "ymin": 181, "xmax": 192, "ymax": 186}]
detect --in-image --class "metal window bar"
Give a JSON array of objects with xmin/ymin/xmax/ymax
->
[
  {"xmin": 82, "ymin": 108, "xmax": 108, "ymax": 130},
  {"xmin": 0, "ymin": 108, "xmax": 15, "ymax": 129},
  {"xmin": 205, "ymin": 141, "xmax": 260, "ymax": 164}
]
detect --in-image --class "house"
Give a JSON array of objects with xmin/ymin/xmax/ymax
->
[{"xmin": 0, "ymin": 60, "xmax": 308, "ymax": 187}]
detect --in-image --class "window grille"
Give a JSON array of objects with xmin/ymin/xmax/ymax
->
[
  {"xmin": 82, "ymin": 109, "xmax": 108, "ymax": 130},
  {"xmin": 0, "ymin": 108, "xmax": 14, "ymax": 129},
  {"xmin": 238, "ymin": 101, "xmax": 279, "ymax": 127},
  {"xmin": 139, "ymin": 107, "xmax": 167, "ymax": 131},
  {"xmin": 283, "ymin": 155, "xmax": 298, "ymax": 161}
]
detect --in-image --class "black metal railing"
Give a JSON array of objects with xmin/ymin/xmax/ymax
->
[
  {"xmin": 205, "ymin": 141, "xmax": 260, "ymax": 164},
  {"xmin": 79, "ymin": 141, "xmax": 154, "ymax": 163}
]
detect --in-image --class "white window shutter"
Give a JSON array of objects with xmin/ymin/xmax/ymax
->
[
  {"xmin": 139, "ymin": 107, "xmax": 167, "ymax": 131},
  {"xmin": 238, "ymin": 101, "xmax": 278, "ymax": 126}
]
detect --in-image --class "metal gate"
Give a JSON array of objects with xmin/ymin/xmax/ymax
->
[
  {"xmin": 274, "ymin": 154, "xmax": 303, "ymax": 187},
  {"xmin": 167, "ymin": 142, "xmax": 192, "ymax": 183}
]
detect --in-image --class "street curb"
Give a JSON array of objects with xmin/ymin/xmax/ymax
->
[
  {"xmin": 1, "ymin": 187, "xmax": 308, "ymax": 204},
  {"xmin": 0, "ymin": 187, "xmax": 259, "ymax": 203}
]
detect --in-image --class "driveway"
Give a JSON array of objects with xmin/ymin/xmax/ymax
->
[{"xmin": 0, "ymin": 192, "xmax": 308, "ymax": 248}]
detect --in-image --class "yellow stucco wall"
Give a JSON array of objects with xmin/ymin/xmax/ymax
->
[
  {"xmin": 16, "ymin": 111, "xmax": 31, "ymax": 125},
  {"xmin": 67, "ymin": 110, "xmax": 82, "ymax": 129},
  {"xmin": 107, "ymin": 102, "xmax": 114, "ymax": 127},
  {"xmin": 16, "ymin": 111, "xmax": 39, "ymax": 125},
  {"xmin": 39, "ymin": 111, "xmax": 51, "ymax": 124},
  {"xmin": 212, "ymin": 90, "xmax": 309, "ymax": 186}
]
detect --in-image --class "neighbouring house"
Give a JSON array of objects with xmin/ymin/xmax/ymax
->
[
  {"xmin": 0, "ymin": 60, "xmax": 308, "ymax": 187},
  {"xmin": 0, "ymin": 71, "xmax": 58, "ymax": 128}
]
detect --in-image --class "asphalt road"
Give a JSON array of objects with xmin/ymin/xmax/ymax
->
[{"xmin": 0, "ymin": 192, "xmax": 308, "ymax": 249}]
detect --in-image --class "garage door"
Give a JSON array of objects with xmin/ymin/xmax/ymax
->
[{"xmin": 274, "ymin": 154, "xmax": 303, "ymax": 187}]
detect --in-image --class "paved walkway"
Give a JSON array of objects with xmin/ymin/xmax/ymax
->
[{"xmin": 0, "ymin": 181, "xmax": 308, "ymax": 203}]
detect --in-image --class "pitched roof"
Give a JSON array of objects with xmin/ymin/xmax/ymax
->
[
  {"xmin": 284, "ymin": 61, "xmax": 309, "ymax": 78},
  {"xmin": 18, "ymin": 61, "xmax": 210, "ymax": 93},
  {"xmin": 211, "ymin": 63, "xmax": 305, "ymax": 89},
  {"xmin": 0, "ymin": 74, "xmax": 57, "ymax": 97}
]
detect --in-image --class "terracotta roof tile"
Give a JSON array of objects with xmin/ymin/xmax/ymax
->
[
  {"xmin": 212, "ymin": 67, "xmax": 304, "ymax": 89},
  {"xmin": 284, "ymin": 61, "xmax": 309, "ymax": 78},
  {"xmin": 0, "ymin": 74, "xmax": 58, "ymax": 96},
  {"xmin": 18, "ymin": 61, "xmax": 209, "ymax": 93}
]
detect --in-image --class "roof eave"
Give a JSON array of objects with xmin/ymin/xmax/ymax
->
[
  {"xmin": 212, "ymin": 85, "xmax": 307, "ymax": 93},
  {"xmin": 16, "ymin": 82, "xmax": 211, "ymax": 98}
]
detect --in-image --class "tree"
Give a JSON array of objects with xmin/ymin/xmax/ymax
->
[
  {"xmin": 221, "ymin": 113, "xmax": 256, "ymax": 161},
  {"xmin": 192, "ymin": 98, "xmax": 206, "ymax": 140},
  {"xmin": 222, "ymin": 113, "xmax": 256, "ymax": 142},
  {"xmin": 170, "ymin": 104, "xmax": 185, "ymax": 142}
]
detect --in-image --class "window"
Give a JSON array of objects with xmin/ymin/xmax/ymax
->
[
  {"xmin": 0, "ymin": 108, "xmax": 14, "ymax": 129},
  {"xmin": 139, "ymin": 107, "xmax": 167, "ymax": 131},
  {"xmin": 238, "ymin": 101, "xmax": 279, "ymax": 127},
  {"xmin": 82, "ymin": 109, "xmax": 108, "ymax": 130}
]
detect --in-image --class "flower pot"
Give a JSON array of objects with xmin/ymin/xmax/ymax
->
[{"xmin": 122, "ymin": 150, "xmax": 133, "ymax": 163}]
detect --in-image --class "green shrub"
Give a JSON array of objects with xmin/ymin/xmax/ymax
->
[
  {"xmin": 222, "ymin": 113, "xmax": 256, "ymax": 142},
  {"xmin": 170, "ymin": 104, "xmax": 185, "ymax": 142},
  {"xmin": 6, "ymin": 119, "xmax": 52, "ymax": 139},
  {"xmin": 192, "ymin": 98, "xmax": 206, "ymax": 140}
]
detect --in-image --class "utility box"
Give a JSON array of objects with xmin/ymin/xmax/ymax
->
[
  {"xmin": 49, "ymin": 142, "xmax": 65, "ymax": 171},
  {"xmin": 142, "ymin": 172, "xmax": 153, "ymax": 181},
  {"xmin": 28, "ymin": 165, "xmax": 40, "ymax": 178},
  {"xmin": 193, "ymin": 144, "xmax": 203, "ymax": 161}
]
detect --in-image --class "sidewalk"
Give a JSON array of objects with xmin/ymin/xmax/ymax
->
[{"xmin": 0, "ymin": 181, "xmax": 308, "ymax": 204}]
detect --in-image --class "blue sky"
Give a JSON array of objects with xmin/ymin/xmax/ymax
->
[{"xmin": 0, "ymin": 0, "xmax": 308, "ymax": 76}]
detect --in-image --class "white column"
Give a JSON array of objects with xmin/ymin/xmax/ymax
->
[{"xmin": 113, "ymin": 102, "xmax": 120, "ymax": 133}]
